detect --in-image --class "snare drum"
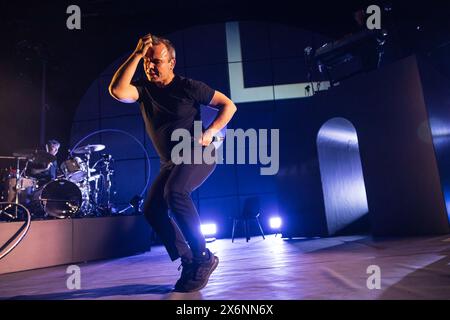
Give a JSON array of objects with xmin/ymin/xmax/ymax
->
[
  {"xmin": 17, "ymin": 177, "xmax": 38, "ymax": 190},
  {"xmin": 60, "ymin": 157, "xmax": 87, "ymax": 183}
]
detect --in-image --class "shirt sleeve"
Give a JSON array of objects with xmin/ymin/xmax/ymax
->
[
  {"xmin": 50, "ymin": 161, "xmax": 57, "ymax": 179},
  {"xmin": 131, "ymin": 78, "xmax": 145, "ymax": 103},
  {"xmin": 188, "ymin": 79, "xmax": 215, "ymax": 105}
]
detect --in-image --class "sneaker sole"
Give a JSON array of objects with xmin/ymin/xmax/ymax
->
[{"xmin": 177, "ymin": 256, "xmax": 219, "ymax": 293}]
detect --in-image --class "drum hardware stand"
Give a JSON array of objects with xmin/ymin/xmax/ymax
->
[
  {"xmin": 69, "ymin": 144, "xmax": 109, "ymax": 217},
  {"xmin": 91, "ymin": 154, "xmax": 115, "ymax": 215},
  {"xmin": 77, "ymin": 151, "xmax": 94, "ymax": 216},
  {"xmin": 89, "ymin": 174, "xmax": 102, "ymax": 216},
  {"xmin": 103, "ymin": 155, "xmax": 114, "ymax": 213},
  {"xmin": 92, "ymin": 175, "xmax": 100, "ymax": 206},
  {"xmin": 0, "ymin": 155, "xmax": 28, "ymax": 220}
]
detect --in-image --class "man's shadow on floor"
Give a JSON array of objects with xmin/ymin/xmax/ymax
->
[{"xmin": 4, "ymin": 284, "xmax": 176, "ymax": 300}]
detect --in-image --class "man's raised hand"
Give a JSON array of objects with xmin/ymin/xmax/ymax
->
[{"xmin": 134, "ymin": 34, "xmax": 153, "ymax": 58}]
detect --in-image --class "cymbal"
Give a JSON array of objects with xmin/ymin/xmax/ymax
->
[
  {"xmin": 12, "ymin": 148, "xmax": 41, "ymax": 159},
  {"xmin": 12, "ymin": 149, "xmax": 56, "ymax": 163},
  {"xmin": 72, "ymin": 144, "xmax": 105, "ymax": 154}
]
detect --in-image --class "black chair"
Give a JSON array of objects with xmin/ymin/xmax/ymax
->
[{"xmin": 231, "ymin": 197, "xmax": 266, "ymax": 242}]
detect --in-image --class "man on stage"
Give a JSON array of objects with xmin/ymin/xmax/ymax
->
[{"xmin": 109, "ymin": 34, "xmax": 237, "ymax": 292}]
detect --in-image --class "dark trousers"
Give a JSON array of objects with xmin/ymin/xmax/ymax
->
[{"xmin": 143, "ymin": 157, "xmax": 216, "ymax": 261}]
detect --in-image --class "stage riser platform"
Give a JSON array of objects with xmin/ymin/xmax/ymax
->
[{"xmin": 0, "ymin": 216, "xmax": 152, "ymax": 275}]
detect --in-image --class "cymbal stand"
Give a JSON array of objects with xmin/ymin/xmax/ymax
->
[
  {"xmin": 92, "ymin": 175, "xmax": 100, "ymax": 206},
  {"xmin": 82, "ymin": 151, "xmax": 93, "ymax": 215},
  {"xmin": 104, "ymin": 158, "xmax": 114, "ymax": 210}
]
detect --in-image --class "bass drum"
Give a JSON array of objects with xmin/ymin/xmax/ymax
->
[{"xmin": 36, "ymin": 179, "xmax": 82, "ymax": 218}]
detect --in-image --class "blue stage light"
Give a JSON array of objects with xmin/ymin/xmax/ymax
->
[{"xmin": 269, "ymin": 217, "xmax": 282, "ymax": 229}]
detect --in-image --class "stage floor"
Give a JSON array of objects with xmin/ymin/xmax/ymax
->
[{"xmin": 0, "ymin": 234, "xmax": 449, "ymax": 300}]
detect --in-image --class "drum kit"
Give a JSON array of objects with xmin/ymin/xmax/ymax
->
[{"xmin": 0, "ymin": 144, "xmax": 116, "ymax": 220}]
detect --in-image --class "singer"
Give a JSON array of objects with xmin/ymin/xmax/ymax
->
[{"xmin": 108, "ymin": 33, "xmax": 237, "ymax": 292}]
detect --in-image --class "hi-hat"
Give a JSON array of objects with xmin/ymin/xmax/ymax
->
[{"xmin": 72, "ymin": 144, "xmax": 105, "ymax": 154}]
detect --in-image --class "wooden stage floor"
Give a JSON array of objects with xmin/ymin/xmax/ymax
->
[{"xmin": 0, "ymin": 234, "xmax": 449, "ymax": 300}]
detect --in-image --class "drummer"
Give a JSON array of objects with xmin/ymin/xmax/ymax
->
[{"xmin": 27, "ymin": 139, "xmax": 60, "ymax": 185}]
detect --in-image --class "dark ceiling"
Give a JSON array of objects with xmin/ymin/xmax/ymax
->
[{"xmin": 0, "ymin": 0, "xmax": 449, "ymax": 153}]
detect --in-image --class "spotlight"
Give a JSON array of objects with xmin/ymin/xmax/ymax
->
[
  {"xmin": 269, "ymin": 217, "xmax": 282, "ymax": 229},
  {"xmin": 201, "ymin": 223, "xmax": 217, "ymax": 236}
]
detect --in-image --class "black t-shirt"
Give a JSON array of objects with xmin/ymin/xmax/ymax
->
[{"xmin": 133, "ymin": 75, "xmax": 215, "ymax": 167}]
